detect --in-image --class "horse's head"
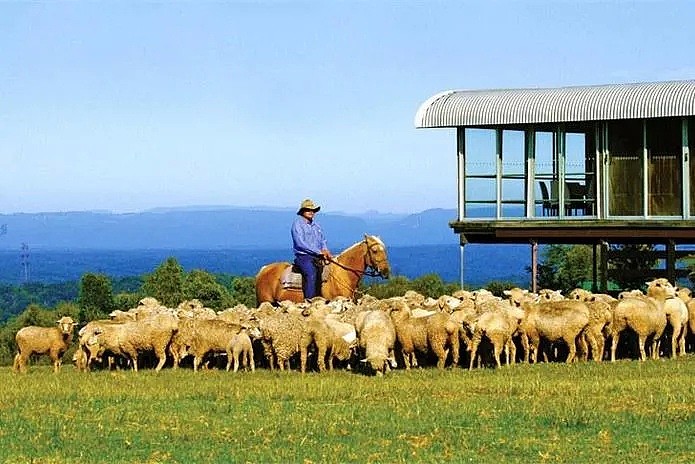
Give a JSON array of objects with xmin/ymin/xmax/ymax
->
[{"xmin": 364, "ymin": 235, "xmax": 390, "ymax": 279}]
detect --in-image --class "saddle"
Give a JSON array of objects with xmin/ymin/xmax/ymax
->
[{"xmin": 281, "ymin": 263, "xmax": 331, "ymax": 290}]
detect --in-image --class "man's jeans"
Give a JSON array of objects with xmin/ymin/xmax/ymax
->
[{"xmin": 294, "ymin": 253, "xmax": 321, "ymax": 299}]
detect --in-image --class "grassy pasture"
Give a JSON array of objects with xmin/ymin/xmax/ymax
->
[{"xmin": 2, "ymin": 357, "xmax": 695, "ymax": 463}]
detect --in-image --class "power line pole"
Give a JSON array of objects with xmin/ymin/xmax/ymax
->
[{"xmin": 20, "ymin": 242, "xmax": 30, "ymax": 283}]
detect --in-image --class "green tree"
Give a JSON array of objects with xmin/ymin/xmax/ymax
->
[
  {"xmin": 609, "ymin": 244, "xmax": 657, "ymax": 291},
  {"xmin": 78, "ymin": 273, "xmax": 114, "ymax": 321},
  {"xmin": 143, "ymin": 257, "xmax": 185, "ymax": 307},
  {"xmin": 113, "ymin": 292, "xmax": 144, "ymax": 311},
  {"xmin": 183, "ymin": 269, "xmax": 232, "ymax": 309},
  {"xmin": 227, "ymin": 276, "xmax": 257, "ymax": 307},
  {"xmin": 536, "ymin": 244, "xmax": 593, "ymax": 293}
]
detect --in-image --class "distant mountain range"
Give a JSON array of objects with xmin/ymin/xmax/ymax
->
[
  {"xmin": 0, "ymin": 207, "xmax": 460, "ymax": 250},
  {"xmin": 0, "ymin": 207, "xmax": 532, "ymax": 286}
]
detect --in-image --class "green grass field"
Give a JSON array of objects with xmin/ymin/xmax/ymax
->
[{"xmin": 2, "ymin": 357, "xmax": 695, "ymax": 463}]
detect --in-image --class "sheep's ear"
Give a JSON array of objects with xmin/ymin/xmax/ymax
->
[
  {"xmin": 360, "ymin": 358, "xmax": 368, "ymax": 363},
  {"xmin": 503, "ymin": 290, "xmax": 511, "ymax": 296}
]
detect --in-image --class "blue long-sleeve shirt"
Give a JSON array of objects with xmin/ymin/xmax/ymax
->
[{"xmin": 292, "ymin": 216, "xmax": 328, "ymax": 257}]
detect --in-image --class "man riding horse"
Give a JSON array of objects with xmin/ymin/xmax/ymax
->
[{"xmin": 291, "ymin": 199, "xmax": 332, "ymax": 300}]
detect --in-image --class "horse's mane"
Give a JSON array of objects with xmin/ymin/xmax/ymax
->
[{"xmin": 335, "ymin": 235, "xmax": 384, "ymax": 260}]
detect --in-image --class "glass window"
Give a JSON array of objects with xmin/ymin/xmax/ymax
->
[
  {"xmin": 464, "ymin": 129, "xmax": 497, "ymax": 218},
  {"xmin": 501, "ymin": 130, "xmax": 525, "ymax": 217},
  {"xmin": 534, "ymin": 132, "xmax": 558, "ymax": 217}
]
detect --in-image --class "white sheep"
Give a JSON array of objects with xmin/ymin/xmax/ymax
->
[{"xmin": 13, "ymin": 316, "xmax": 77, "ymax": 373}]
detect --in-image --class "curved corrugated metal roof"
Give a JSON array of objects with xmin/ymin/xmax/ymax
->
[{"xmin": 415, "ymin": 80, "xmax": 695, "ymax": 128}]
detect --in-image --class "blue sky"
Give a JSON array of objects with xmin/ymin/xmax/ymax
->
[{"xmin": 1, "ymin": 2, "xmax": 694, "ymax": 215}]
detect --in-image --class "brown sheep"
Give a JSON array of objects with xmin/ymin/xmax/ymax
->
[{"xmin": 13, "ymin": 316, "xmax": 77, "ymax": 373}]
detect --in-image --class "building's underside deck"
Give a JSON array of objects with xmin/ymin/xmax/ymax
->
[{"xmin": 451, "ymin": 219, "xmax": 695, "ymax": 245}]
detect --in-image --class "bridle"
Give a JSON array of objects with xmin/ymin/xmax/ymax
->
[{"xmin": 327, "ymin": 238, "xmax": 387, "ymax": 279}]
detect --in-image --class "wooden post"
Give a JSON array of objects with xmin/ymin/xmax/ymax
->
[
  {"xmin": 531, "ymin": 240, "xmax": 538, "ymax": 293},
  {"xmin": 667, "ymin": 240, "xmax": 676, "ymax": 284},
  {"xmin": 459, "ymin": 234, "xmax": 468, "ymax": 289},
  {"xmin": 600, "ymin": 241, "xmax": 609, "ymax": 292},
  {"xmin": 592, "ymin": 243, "xmax": 598, "ymax": 292}
]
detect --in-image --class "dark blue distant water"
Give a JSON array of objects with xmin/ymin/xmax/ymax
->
[{"xmin": 0, "ymin": 244, "xmax": 530, "ymax": 287}]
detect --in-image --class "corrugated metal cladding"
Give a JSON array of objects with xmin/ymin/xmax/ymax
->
[{"xmin": 414, "ymin": 80, "xmax": 695, "ymax": 128}]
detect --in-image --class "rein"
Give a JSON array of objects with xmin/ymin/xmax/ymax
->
[{"xmin": 327, "ymin": 258, "xmax": 382, "ymax": 278}]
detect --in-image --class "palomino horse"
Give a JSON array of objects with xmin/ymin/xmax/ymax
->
[{"xmin": 255, "ymin": 235, "xmax": 390, "ymax": 304}]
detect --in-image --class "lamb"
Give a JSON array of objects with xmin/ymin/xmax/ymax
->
[
  {"xmin": 355, "ymin": 309, "xmax": 396, "ymax": 375},
  {"xmin": 228, "ymin": 327, "xmax": 257, "ymax": 372},
  {"xmin": 13, "ymin": 316, "xmax": 77, "ymax": 373},
  {"xmin": 646, "ymin": 278, "xmax": 688, "ymax": 357},
  {"xmin": 610, "ymin": 295, "xmax": 666, "ymax": 362}
]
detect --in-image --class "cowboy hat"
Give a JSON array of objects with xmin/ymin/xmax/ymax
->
[{"xmin": 297, "ymin": 198, "xmax": 321, "ymax": 215}]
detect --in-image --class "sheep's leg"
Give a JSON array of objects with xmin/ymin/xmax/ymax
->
[
  {"xmin": 300, "ymin": 348, "xmax": 308, "ymax": 373},
  {"xmin": 450, "ymin": 336, "xmax": 460, "ymax": 368},
  {"xmin": 432, "ymin": 343, "xmax": 447, "ymax": 369},
  {"xmin": 233, "ymin": 352, "xmax": 240, "ymax": 373},
  {"xmin": 12, "ymin": 353, "xmax": 20, "ymax": 372},
  {"xmin": 520, "ymin": 334, "xmax": 530, "ymax": 363},
  {"xmin": 678, "ymin": 326, "xmax": 686, "ymax": 356},
  {"xmin": 193, "ymin": 355, "xmax": 202, "ymax": 372},
  {"xmin": 610, "ymin": 331, "xmax": 619, "ymax": 362},
  {"xmin": 565, "ymin": 336, "xmax": 577, "ymax": 363},
  {"xmin": 402, "ymin": 350, "xmax": 411, "ymax": 370},
  {"xmin": 493, "ymin": 343, "xmax": 502, "ymax": 368},
  {"xmin": 316, "ymin": 346, "xmax": 326, "ymax": 373},
  {"xmin": 638, "ymin": 335, "xmax": 647, "ymax": 361},
  {"xmin": 154, "ymin": 349, "xmax": 167, "ymax": 372},
  {"xmin": 651, "ymin": 337, "xmax": 661, "ymax": 360},
  {"xmin": 669, "ymin": 323, "xmax": 678, "ymax": 358},
  {"xmin": 468, "ymin": 340, "xmax": 479, "ymax": 371}
]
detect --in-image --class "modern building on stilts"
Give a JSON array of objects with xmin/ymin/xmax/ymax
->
[{"xmin": 415, "ymin": 80, "xmax": 695, "ymax": 291}]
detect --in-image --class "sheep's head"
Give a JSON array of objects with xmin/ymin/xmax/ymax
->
[
  {"xmin": 646, "ymin": 278, "xmax": 677, "ymax": 299},
  {"xmin": 361, "ymin": 353, "xmax": 396, "ymax": 376},
  {"xmin": 503, "ymin": 288, "xmax": 529, "ymax": 307},
  {"xmin": 568, "ymin": 288, "xmax": 592, "ymax": 301},
  {"xmin": 56, "ymin": 316, "xmax": 77, "ymax": 335}
]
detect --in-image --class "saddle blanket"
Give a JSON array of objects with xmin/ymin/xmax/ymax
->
[{"xmin": 281, "ymin": 264, "xmax": 330, "ymax": 290}]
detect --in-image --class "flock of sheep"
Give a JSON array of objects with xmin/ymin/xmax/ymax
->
[{"xmin": 11, "ymin": 277, "xmax": 695, "ymax": 376}]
